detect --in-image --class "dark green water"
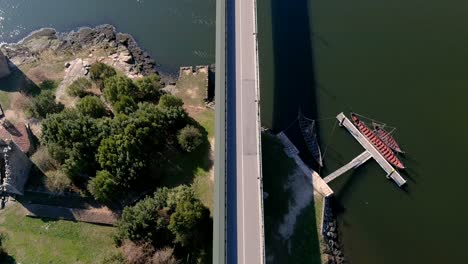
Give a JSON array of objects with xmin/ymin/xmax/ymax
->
[
  {"xmin": 259, "ymin": 0, "xmax": 468, "ymax": 263},
  {"xmin": 0, "ymin": 0, "xmax": 215, "ymax": 74}
]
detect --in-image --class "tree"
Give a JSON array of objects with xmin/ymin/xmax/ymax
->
[
  {"xmin": 113, "ymin": 96, "xmax": 137, "ymax": 114},
  {"xmin": 26, "ymin": 90, "xmax": 64, "ymax": 118},
  {"xmin": 115, "ymin": 189, "xmax": 173, "ymax": 248},
  {"xmin": 167, "ymin": 186, "xmax": 210, "ymax": 249},
  {"xmin": 67, "ymin": 77, "xmax": 92, "ymax": 97},
  {"xmin": 88, "ymin": 170, "xmax": 119, "ymax": 202},
  {"xmin": 77, "ymin": 96, "xmax": 107, "ymax": 118},
  {"xmin": 177, "ymin": 125, "xmax": 203, "ymax": 152},
  {"xmin": 158, "ymin": 94, "xmax": 184, "ymax": 109},
  {"xmin": 115, "ymin": 186, "xmax": 210, "ymax": 253},
  {"xmin": 104, "ymin": 75, "xmax": 138, "ymax": 104},
  {"xmin": 90, "ymin": 62, "xmax": 117, "ymax": 88},
  {"xmin": 42, "ymin": 110, "xmax": 108, "ymax": 178},
  {"xmin": 134, "ymin": 74, "xmax": 162, "ymax": 101}
]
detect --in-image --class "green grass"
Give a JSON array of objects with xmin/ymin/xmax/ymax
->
[
  {"xmin": 262, "ymin": 133, "xmax": 323, "ymax": 263},
  {"xmin": 0, "ymin": 204, "xmax": 117, "ymax": 264}
]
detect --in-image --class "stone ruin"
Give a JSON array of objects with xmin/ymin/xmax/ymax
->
[
  {"xmin": 0, "ymin": 106, "xmax": 32, "ymax": 196},
  {"xmin": 0, "ymin": 140, "xmax": 32, "ymax": 195},
  {"xmin": 0, "ymin": 50, "xmax": 11, "ymax": 79}
]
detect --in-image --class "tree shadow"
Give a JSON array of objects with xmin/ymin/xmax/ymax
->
[
  {"xmin": 0, "ymin": 59, "xmax": 40, "ymax": 96},
  {"xmin": 0, "ymin": 254, "xmax": 16, "ymax": 264},
  {"xmin": 156, "ymin": 117, "xmax": 213, "ymax": 188}
]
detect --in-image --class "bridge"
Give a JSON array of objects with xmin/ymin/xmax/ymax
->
[{"xmin": 213, "ymin": 0, "xmax": 265, "ymax": 263}]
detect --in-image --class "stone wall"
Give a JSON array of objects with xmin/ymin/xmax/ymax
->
[
  {"xmin": 0, "ymin": 50, "xmax": 10, "ymax": 79},
  {"xmin": 1, "ymin": 141, "xmax": 32, "ymax": 195},
  {"xmin": 321, "ymin": 197, "xmax": 347, "ymax": 264}
]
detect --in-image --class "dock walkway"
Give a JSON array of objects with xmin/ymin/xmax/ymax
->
[
  {"xmin": 336, "ymin": 113, "xmax": 406, "ymax": 187},
  {"xmin": 323, "ymin": 151, "xmax": 372, "ymax": 183}
]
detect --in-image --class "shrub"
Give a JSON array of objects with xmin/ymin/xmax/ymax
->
[
  {"xmin": 77, "ymin": 96, "xmax": 107, "ymax": 118},
  {"xmin": 31, "ymin": 146, "xmax": 59, "ymax": 173},
  {"xmin": 120, "ymin": 241, "xmax": 179, "ymax": 264},
  {"xmin": 113, "ymin": 96, "xmax": 137, "ymax": 114},
  {"xmin": 177, "ymin": 125, "xmax": 203, "ymax": 152},
  {"xmin": 104, "ymin": 75, "xmax": 138, "ymax": 104},
  {"xmin": 90, "ymin": 62, "xmax": 117, "ymax": 88},
  {"xmin": 45, "ymin": 170, "xmax": 72, "ymax": 194},
  {"xmin": 26, "ymin": 90, "xmax": 64, "ymax": 119},
  {"xmin": 134, "ymin": 74, "xmax": 162, "ymax": 101},
  {"xmin": 158, "ymin": 94, "xmax": 184, "ymax": 109},
  {"xmin": 67, "ymin": 77, "xmax": 92, "ymax": 97},
  {"xmin": 88, "ymin": 170, "xmax": 119, "ymax": 202}
]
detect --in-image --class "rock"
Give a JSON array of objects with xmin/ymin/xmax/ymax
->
[{"xmin": 64, "ymin": 62, "xmax": 71, "ymax": 68}]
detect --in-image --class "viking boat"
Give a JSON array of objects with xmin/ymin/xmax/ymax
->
[
  {"xmin": 350, "ymin": 113, "xmax": 405, "ymax": 169},
  {"xmin": 372, "ymin": 123, "xmax": 404, "ymax": 153},
  {"xmin": 298, "ymin": 110, "xmax": 323, "ymax": 167}
]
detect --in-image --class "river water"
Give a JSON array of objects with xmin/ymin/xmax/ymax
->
[
  {"xmin": 2, "ymin": 0, "xmax": 467, "ymax": 263},
  {"xmin": 0, "ymin": 0, "xmax": 215, "ymax": 74},
  {"xmin": 258, "ymin": 0, "xmax": 468, "ymax": 263}
]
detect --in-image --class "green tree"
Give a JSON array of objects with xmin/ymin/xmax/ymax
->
[
  {"xmin": 115, "ymin": 186, "xmax": 209, "ymax": 252},
  {"xmin": 113, "ymin": 96, "xmax": 137, "ymax": 114},
  {"xmin": 88, "ymin": 170, "xmax": 119, "ymax": 202},
  {"xmin": 168, "ymin": 186, "xmax": 210, "ymax": 249},
  {"xmin": 115, "ymin": 189, "xmax": 173, "ymax": 248},
  {"xmin": 67, "ymin": 77, "xmax": 92, "ymax": 97},
  {"xmin": 177, "ymin": 125, "xmax": 203, "ymax": 152},
  {"xmin": 134, "ymin": 74, "xmax": 162, "ymax": 101},
  {"xmin": 77, "ymin": 96, "xmax": 107, "ymax": 118},
  {"xmin": 104, "ymin": 75, "xmax": 138, "ymax": 104},
  {"xmin": 158, "ymin": 94, "xmax": 184, "ymax": 109},
  {"xmin": 26, "ymin": 90, "xmax": 64, "ymax": 119},
  {"xmin": 42, "ymin": 110, "xmax": 108, "ymax": 178},
  {"xmin": 90, "ymin": 62, "xmax": 117, "ymax": 88}
]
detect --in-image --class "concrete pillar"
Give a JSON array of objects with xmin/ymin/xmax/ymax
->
[{"xmin": 0, "ymin": 50, "xmax": 11, "ymax": 79}]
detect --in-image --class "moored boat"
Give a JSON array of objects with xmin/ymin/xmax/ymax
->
[
  {"xmin": 372, "ymin": 123, "xmax": 404, "ymax": 153},
  {"xmin": 350, "ymin": 113, "xmax": 405, "ymax": 169}
]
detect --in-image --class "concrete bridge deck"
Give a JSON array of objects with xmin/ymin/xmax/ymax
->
[{"xmin": 337, "ymin": 112, "xmax": 407, "ymax": 187}]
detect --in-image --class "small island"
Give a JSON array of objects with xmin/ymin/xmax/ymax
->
[{"xmin": 0, "ymin": 25, "xmax": 214, "ymax": 263}]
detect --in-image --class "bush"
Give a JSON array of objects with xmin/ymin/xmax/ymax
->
[
  {"xmin": 120, "ymin": 241, "xmax": 179, "ymax": 264},
  {"xmin": 104, "ymin": 75, "xmax": 138, "ymax": 104},
  {"xmin": 113, "ymin": 96, "xmax": 137, "ymax": 114},
  {"xmin": 26, "ymin": 90, "xmax": 64, "ymax": 119},
  {"xmin": 77, "ymin": 96, "xmax": 107, "ymax": 118},
  {"xmin": 134, "ymin": 74, "xmax": 162, "ymax": 101},
  {"xmin": 177, "ymin": 125, "xmax": 203, "ymax": 152},
  {"xmin": 67, "ymin": 77, "xmax": 92, "ymax": 97},
  {"xmin": 158, "ymin": 94, "xmax": 184, "ymax": 109},
  {"xmin": 88, "ymin": 170, "xmax": 119, "ymax": 202},
  {"xmin": 90, "ymin": 62, "xmax": 117, "ymax": 88},
  {"xmin": 45, "ymin": 170, "xmax": 72, "ymax": 194},
  {"xmin": 31, "ymin": 146, "xmax": 59, "ymax": 173}
]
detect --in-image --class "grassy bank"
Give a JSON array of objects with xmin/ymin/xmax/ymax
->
[
  {"xmin": 262, "ymin": 133, "xmax": 323, "ymax": 263},
  {"xmin": 0, "ymin": 204, "xmax": 117, "ymax": 264}
]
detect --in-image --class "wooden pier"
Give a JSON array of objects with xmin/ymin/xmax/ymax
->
[
  {"xmin": 323, "ymin": 151, "xmax": 372, "ymax": 183},
  {"xmin": 336, "ymin": 112, "xmax": 407, "ymax": 187}
]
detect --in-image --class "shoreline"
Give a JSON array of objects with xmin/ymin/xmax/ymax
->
[{"xmin": 0, "ymin": 24, "xmax": 178, "ymax": 83}]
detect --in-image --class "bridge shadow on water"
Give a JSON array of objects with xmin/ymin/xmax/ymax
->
[{"xmin": 262, "ymin": 0, "xmax": 322, "ymax": 263}]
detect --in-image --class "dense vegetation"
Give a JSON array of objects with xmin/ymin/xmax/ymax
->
[
  {"xmin": 114, "ymin": 186, "xmax": 211, "ymax": 262},
  {"xmin": 40, "ymin": 63, "xmax": 203, "ymax": 203}
]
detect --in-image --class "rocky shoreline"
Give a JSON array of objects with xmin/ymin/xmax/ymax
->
[
  {"xmin": 322, "ymin": 197, "xmax": 348, "ymax": 264},
  {"xmin": 0, "ymin": 24, "xmax": 160, "ymax": 80}
]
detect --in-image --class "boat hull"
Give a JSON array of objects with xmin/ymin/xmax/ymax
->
[{"xmin": 351, "ymin": 114, "xmax": 405, "ymax": 169}]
